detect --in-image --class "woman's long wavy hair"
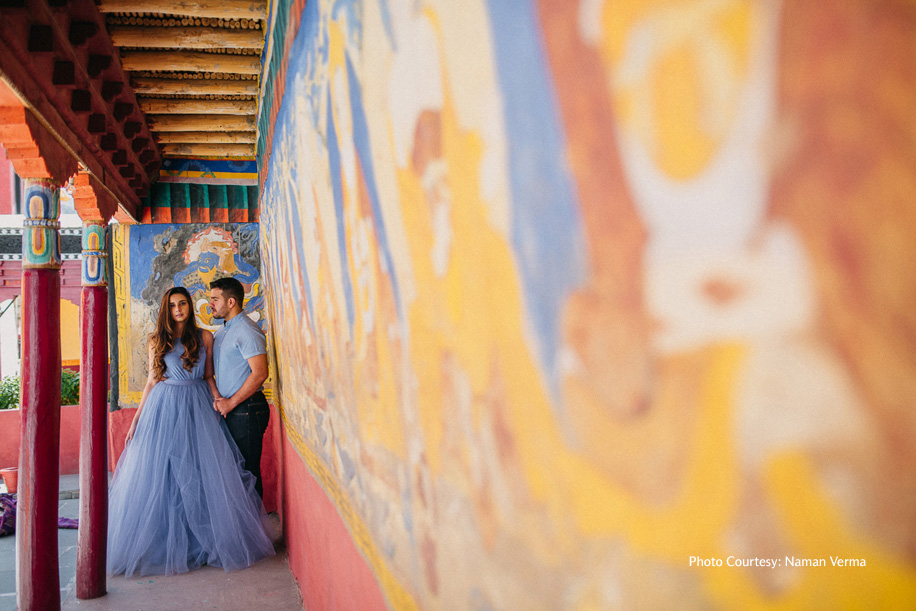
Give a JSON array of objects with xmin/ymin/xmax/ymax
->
[{"xmin": 149, "ymin": 287, "xmax": 201, "ymax": 381}]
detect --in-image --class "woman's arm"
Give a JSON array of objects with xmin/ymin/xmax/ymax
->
[
  {"xmin": 202, "ymin": 330, "xmax": 221, "ymax": 400},
  {"xmin": 126, "ymin": 342, "xmax": 159, "ymax": 443}
]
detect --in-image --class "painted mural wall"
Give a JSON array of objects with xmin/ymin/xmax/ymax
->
[
  {"xmin": 113, "ymin": 223, "xmax": 265, "ymax": 407},
  {"xmin": 258, "ymin": 0, "xmax": 916, "ymax": 608}
]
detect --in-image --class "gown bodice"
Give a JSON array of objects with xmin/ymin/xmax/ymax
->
[{"xmin": 163, "ymin": 337, "xmax": 206, "ymax": 381}]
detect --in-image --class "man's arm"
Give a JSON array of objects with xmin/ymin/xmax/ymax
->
[{"xmin": 214, "ymin": 353, "xmax": 268, "ymax": 417}]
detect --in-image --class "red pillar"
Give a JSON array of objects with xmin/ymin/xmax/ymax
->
[
  {"xmin": 18, "ymin": 177, "xmax": 63, "ymax": 611},
  {"xmin": 2, "ymin": 90, "xmax": 78, "ymax": 611},
  {"xmin": 72, "ymin": 171, "xmax": 118, "ymax": 599},
  {"xmin": 76, "ymin": 220, "xmax": 108, "ymax": 599}
]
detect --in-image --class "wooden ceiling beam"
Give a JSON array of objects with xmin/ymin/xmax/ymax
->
[
  {"xmin": 139, "ymin": 98, "xmax": 256, "ymax": 115},
  {"xmin": 131, "ymin": 77, "xmax": 257, "ymax": 96},
  {"xmin": 160, "ymin": 143, "xmax": 254, "ymax": 157},
  {"xmin": 120, "ymin": 50, "xmax": 260, "ymax": 74},
  {"xmin": 154, "ymin": 130, "xmax": 254, "ymax": 144},
  {"xmin": 147, "ymin": 113, "xmax": 255, "ymax": 131},
  {"xmin": 96, "ymin": 0, "xmax": 267, "ymax": 21},
  {"xmin": 109, "ymin": 25, "xmax": 263, "ymax": 50}
]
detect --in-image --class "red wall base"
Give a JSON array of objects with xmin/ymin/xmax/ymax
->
[
  {"xmin": 0, "ymin": 405, "xmax": 80, "ymax": 474},
  {"xmin": 280, "ymin": 429, "xmax": 389, "ymax": 611}
]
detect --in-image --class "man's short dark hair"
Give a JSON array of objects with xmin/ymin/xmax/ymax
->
[{"xmin": 210, "ymin": 277, "xmax": 245, "ymax": 307}]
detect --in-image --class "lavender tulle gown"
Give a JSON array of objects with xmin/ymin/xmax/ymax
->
[{"xmin": 108, "ymin": 338, "xmax": 275, "ymax": 576}]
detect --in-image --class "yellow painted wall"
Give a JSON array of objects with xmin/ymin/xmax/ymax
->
[
  {"xmin": 258, "ymin": 0, "xmax": 916, "ymax": 608},
  {"xmin": 60, "ymin": 298, "xmax": 79, "ymax": 365}
]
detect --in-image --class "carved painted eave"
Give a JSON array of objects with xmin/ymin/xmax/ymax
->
[{"xmin": 0, "ymin": 0, "xmax": 161, "ymax": 215}]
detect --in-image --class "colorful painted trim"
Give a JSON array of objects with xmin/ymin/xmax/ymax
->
[
  {"xmin": 22, "ymin": 178, "xmax": 61, "ymax": 269},
  {"xmin": 158, "ymin": 158, "xmax": 258, "ymax": 185},
  {"xmin": 81, "ymin": 222, "xmax": 107, "ymax": 286},
  {"xmin": 257, "ymin": 0, "xmax": 302, "ymax": 185},
  {"xmin": 112, "ymin": 225, "xmax": 142, "ymax": 405}
]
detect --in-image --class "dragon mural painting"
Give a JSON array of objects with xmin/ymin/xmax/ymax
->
[
  {"xmin": 114, "ymin": 223, "xmax": 264, "ymax": 405},
  {"xmin": 259, "ymin": 0, "xmax": 916, "ymax": 608}
]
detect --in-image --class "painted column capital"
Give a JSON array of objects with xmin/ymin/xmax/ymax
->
[
  {"xmin": 21, "ymin": 177, "xmax": 62, "ymax": 270},
  {"xmin": 81, "ymin": 221, "xmax": 108, "ymax": 287}
]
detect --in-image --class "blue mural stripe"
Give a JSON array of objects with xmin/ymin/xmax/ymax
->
[
  {"xmin": 345, "ymin": 55, "xmax": 403, "ymax": 319},
  {"xmin": 130, "ymin": 225, "xmax": 172, "ymax": 297},
  {"xmin": 160, "ymin": 158, "xmax": 258, "ymax": 182},
  {"xmin": 377, "ymin": 0, "xmax": 395, "ymax": 50},
  {"xmin": 286, "ymin": 183, "xmax": 317, "ymax": 338},
  {"xmin": 485, "ymin": 1, "xmax": 587, "ymax": 399},
  {"xmin": 326, "ymin": 88, "xmax": 357, "ymax": 332}
]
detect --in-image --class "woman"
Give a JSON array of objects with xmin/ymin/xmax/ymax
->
[{"xmin": 108, "ymin": 287, "xmax": 275, "ymax": 576}]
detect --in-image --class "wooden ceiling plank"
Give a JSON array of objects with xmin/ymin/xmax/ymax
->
[
  {"xmin": 154, "ymin": 130, "xmax": 255, "ymax": 144},
  {"xmin": 160, "ymin": 142, "xmax": 255, "ymax": 157},
  {"xmin": 119, "ymin": 50, "xmax": 260, "ymax": 74},
  {"xmin": 131, "ymin": 77, "xmax": 257, "ymax": 96},
  {"xmin": 96, "ymin": 0, "xmax": 268, "ymax": 21},
  {"xmin": 109, "ymin": 25, "xmax": 263, "ymax": 49},
  {"xmin": 147, "ymin": 113, "xmax": 255, "ymax": 131},
  {"xmin": 139, "ymin": 98, "xmax": 256, "ymax": 115}
]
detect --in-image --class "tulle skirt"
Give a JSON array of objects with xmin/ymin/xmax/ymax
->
[{"xmin": 108, "ymin": 378, "xmax": 275, "ymax": 576}]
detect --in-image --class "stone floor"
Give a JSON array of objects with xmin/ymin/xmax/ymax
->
[{"xmin": 0, "ymin": 474, "xmax": 302, "ymax": 611}]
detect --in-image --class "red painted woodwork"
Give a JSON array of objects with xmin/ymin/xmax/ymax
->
[
  {"xmin": 106, "ymin": 408, "xmax": 134, "ymax": 474},
  {"xmin": 115, "ymin": 206, "xmax": 138, "ymax": 224},
  {"xmin": 190, "ymin": 205, "xmax": 210, "ymax": 223},
  {"xmin": 0, "ymin": 104, "xmax": 77, "ymax": 183},
  {"xmin": 260, "ymin": 405, "xmax": 281, "ymax": 514},
  {"xmin": 18, "ymin": 268, "xmax": 62, "ymax": 611},
  {"xmin": 281, "ymin": 431, "xmax": 389, "ymax": 611},
  {"xmin": 150, "ymin": 205, "xmax": 171, "ymax": 223},
  {"xmin": 72, "ymin": 171, "xmax": 118, "ymax": 222},
  {"xmin": 211, "ymin": 208, "xmax": 230, "ymax": 223},
  {"xmin": 172, "ymin": 206, "xmax": 191, "ymax": 224},
  {"xmin": 0, "ymin": 2, "xmax": 160, "ymax": 210},
  {"xmin": 76, "ymin": 286, "xmax": 108, "ymax": 599},
  {"xmin": 0, "ymin": 260, "xmax": 83, "ymax": 306},
  {"xmin": 0, "ymin": 144, "xmax": 12, "ymax": 215}
]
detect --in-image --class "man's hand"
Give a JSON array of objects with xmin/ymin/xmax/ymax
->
[{"xmin": 214, "ymin": 396, "xmax": 235, "ymax": 417}]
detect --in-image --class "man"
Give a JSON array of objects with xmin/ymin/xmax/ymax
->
[{"xmin": 209, "ymin": 277, "xmax": 270, "ymax": 498}]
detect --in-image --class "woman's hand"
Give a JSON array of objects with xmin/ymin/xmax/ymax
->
[
  {"xmin": 214, "ymin": 396, "xmax": 234, "ymax": 417},
  {"xmin": 125, "ymin": 419, "xmax": 138, "ymax": 443}
]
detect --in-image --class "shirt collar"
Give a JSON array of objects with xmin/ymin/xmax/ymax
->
[{"xmin": 223, "ymin": 313, "xmax": 244, "ymax": 328}]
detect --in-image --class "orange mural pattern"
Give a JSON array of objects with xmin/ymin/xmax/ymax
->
[{"xmin": 259, "ymin": 0, "xmax": 916, "ymax": 608}]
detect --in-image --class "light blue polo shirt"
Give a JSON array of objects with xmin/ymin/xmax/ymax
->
[{"xmin": 213, "ymin": 313, "xmax": 267, "ymax": 398}]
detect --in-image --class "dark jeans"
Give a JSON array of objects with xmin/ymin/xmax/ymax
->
[{"xmin": 224, "ymin": 391, "xmax": 270, "ymax": 498}]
